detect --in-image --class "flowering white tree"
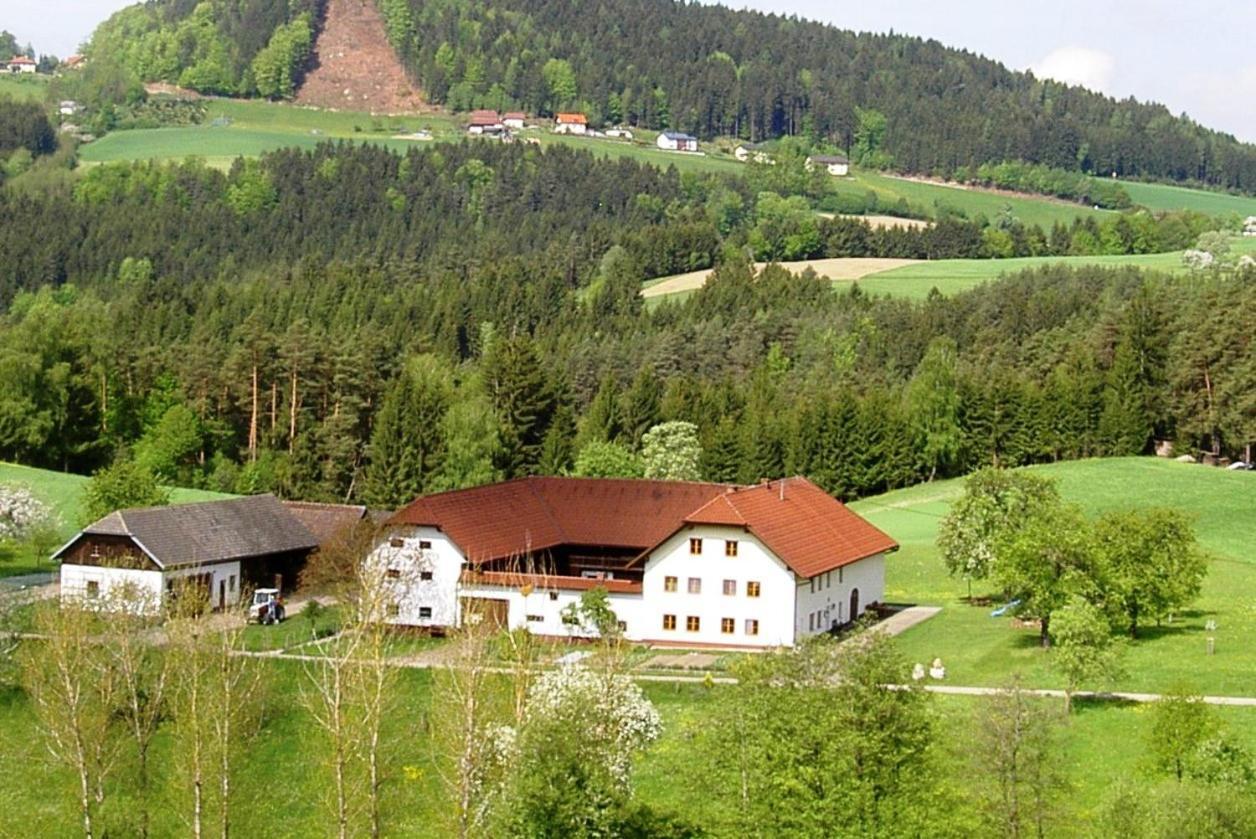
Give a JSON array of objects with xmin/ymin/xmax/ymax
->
[
  {"xmin": 1181, "ymin": 249, "xmax": 1215, "ymax": 270},
  {"xmin": 641, "ymin": 420, "xmax": 703, "ymax": 481},
  {"xmin": 505, "ymin": 664, "xmax": 662, "ymax": 834},
  {"xmin": 0, "ymin": 483, "xmax": 54, "ymax": 543}
]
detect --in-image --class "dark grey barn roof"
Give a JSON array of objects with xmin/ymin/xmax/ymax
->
[{"xmin": 60, "ymin": 495, "xmax": 319, "ymax": 569}]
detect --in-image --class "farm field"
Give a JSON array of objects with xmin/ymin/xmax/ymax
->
[
  {"xmin": 0, "ymin": 462, "xmax": 231, "ymax": 577},
  {"xmin": 644, "ymin": 235, "xmax": 1256, "ymax": 302},
  {"xmin": 851, "ymin": 457, "xmax": 1256, "ymax": 697},
  {"xmin": 1118, "ymin": 178, "xmax": 1256, "ymax": 217}
]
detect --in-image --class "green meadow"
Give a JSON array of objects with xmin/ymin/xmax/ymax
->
[
  {"xmin": 851, "ymin": 457, "xmax": 1256, "ymax": 697},
  {"xmin": 0, "ymin": 73, "xmax": 49, "ymax": 102},
  {"xmin": 0, "ymin": 462, "xmax": 230, "ymax": 577},
  {"xmin": 1118, "ymin": 178, "xmax": 1256, "ymax": 217}
]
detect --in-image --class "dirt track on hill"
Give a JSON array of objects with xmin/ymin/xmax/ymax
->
[
  {"xmin": 296, "ymin": 0, "xmax": 426, "ymax": 113},
  {"xmin": 642, "ymin": 257, "xmax": 919, "ymax": 298}
]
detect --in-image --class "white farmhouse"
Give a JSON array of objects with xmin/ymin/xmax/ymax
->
[
  {"xmin": 554, "ymin": 113, "xmax": 589, "ymax": 135},
  {"xmin": 7, "ymin": 56, "xmax": 36, "ymax": 74},
  {"xmin": 502, "ymin": 111, "xmax": 527, "ymax": 130},
  {"xmin": 55, "ymin": 495, "xmax": 320, "ymax": 611},
  {"xmin": 656, "ymin": 131, "xmax": 698, "ymax": 152},
  {"xmin": 806, "ymin": 154, "xmax": 850, "ymax": 176},
  {"xmin": 370, "ymin": 476, "xmax": 897, "ymax": 647}
]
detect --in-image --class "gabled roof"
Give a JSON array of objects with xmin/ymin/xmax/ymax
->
[
  {"xmin": 674, "ymin": 477, "xmax": 897, "ymax": 578},
  {"xmin": 809, "ymin": 154, "xmax": 849, "ymax": 164},
  {"xmin": 8, "ymin": 56, "xmax": 35, "ymax": 65},
  {"xmin": 388, "ymin": 476, "xmax": 731, "ymax": 563},
  {"xmin": 661, "ymin": 131, "xmax": 697, "ymax": 141},
  {"xmin": 503, "ymin": 111, "xmax": 527, "ymax": 120},
  {"xmin": 556, "ymin": 112, "xmax": 587, "ymax": 123},
  {"xmin": 57, "ymin": 495, "xmax": 319, "ymax": 569},
  {"xmin": 282, "ymin": 501, "xmax": 369, "ymax": 546},
  {"xmin": 388, "ymin": 475, "xmax": 896, "ymax": 578},
  {"xmin": 468, "ymin": 110, "xmax": 503, "ymax": 126}
]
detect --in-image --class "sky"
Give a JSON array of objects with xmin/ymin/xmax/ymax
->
[{"xmin": 7, "ymin": 0, "xmax": 1256, "ymax": 141}]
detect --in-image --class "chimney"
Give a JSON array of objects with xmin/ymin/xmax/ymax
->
[{"xmin": 779, "ymin": 479, "xmax": 786, "ymax": 502}]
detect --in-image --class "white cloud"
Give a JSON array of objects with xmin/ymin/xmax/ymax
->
[{"xmin": 1031, "ymin": 46, "xmax": 1117, "ymax": 92}]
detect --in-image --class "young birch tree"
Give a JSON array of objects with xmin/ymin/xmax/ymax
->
[
  {"xmin": 302, "ymin": 616, "xmax": 362, "ymax": 839},
  {"xmin": 21, "ymin": 601, "xmax": 122, "ymax": 839}
]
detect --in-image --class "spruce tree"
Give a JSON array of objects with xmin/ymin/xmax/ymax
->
[
  {"xmin": 361, "ymin": 355, "xmax": 452, "ymax": 507},
  {"xmin": 483, "ymin": 335, "xmax": 556, "ymax": 478},
  {"xmin": 1099, "ymin": 337, "xmax": 1152, "ymax": 456}
]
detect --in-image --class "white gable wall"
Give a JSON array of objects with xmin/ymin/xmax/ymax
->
[
  {"xmin": 794, "ymin": 553, "xmax": 885, "ymax": 638},
  {"xmin": 459, "ymin": 583, "xmax": 644, "ymax": 639},
  {"xmin": 370, "ymin": 525, "xmax": 465, "ymax": 627},
  {"xmin": 641, "ymin": 525, "xmax": 796, "ymax": 646}
]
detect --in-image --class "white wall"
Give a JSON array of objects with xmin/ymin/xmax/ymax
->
[
  {"xmin": 641, "ymin": 525, "xmax": 796, "ymax": 647},
  {"xmin": 794, "ymin": 553, "xmax": 885, "ymax": 639},
  {"xmin": 369, "ymin": 525, "xmax": 465, "ymax": 628},
  {"xmin": 60, "ymin": 560, "xmax": 243, "ymax": 612},
  {"xmin": 459, "ymin": 583, "xmax": 644, "ymax": 639}
]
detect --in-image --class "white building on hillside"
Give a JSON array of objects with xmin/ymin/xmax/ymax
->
[
  {"xmin": 656, "ymin": 131, "xmax": 698, "ymax": 152},
  {"xmin": 7, "ymin": 56, "xmax": 36, "ymax": 74},
  {"xmin": 806, "ymin": 154, "xmax": 850, "ymax": 176},
  {"xmin": 368, "ymin": 476, "xmax": 897, "ymax": 647}
]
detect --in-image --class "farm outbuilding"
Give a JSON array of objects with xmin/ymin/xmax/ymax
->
[
  {"xmin": 657, "ymin": 131, "xmax": 698, "ymax": 152},
  {"xmin": 56, "ymin": 495, "xmax": 319, "ymax": 612},
  {"xmin": 554, "ymin": 113, "xmax": 588, "ymax": 134},
  {"xmin": 806, "ymin": 154, "xmax": 850, "ymax": 176}
]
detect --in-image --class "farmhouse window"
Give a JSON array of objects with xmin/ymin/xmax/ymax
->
[
  {"xmin": 745, "ymin": 619, "xmax": 759, "ymax": 636},
  {"xmin": 527, "ymin": 614, "xmax": 544, "ymax": 623},
  {"xmin": 389, "ymin": 537, "xmax": 405, "ymax": 548},
  {"xmin": 549, "ymin": 591, "xmax": 559, "ymax": 601},
  {"xmin": 386, "ymin": 569, "xmax": 401, "ymax": 579},
  {"xmin": 420, "ymin": 571, "xmax": 433, "ymax": 581},
  {"xmin": 228, "ymin": 575, "xmax": 236, "ymax": 592},
  {"xmin": 686, "ymin": 615, "xmax": 701, "ymax": 632},
  {"xmin": 663, "ymin": 614, "xmax": 677, "ymax": 631},
  {"xmin": 689, "ymin": 538, "xmax": 703, "ymax": 555},
  {"xmin": 839, "ymin": 567, "xmax": 843, "ymax": 584},
  {"xmin": 85, "ymin": 580, "xmax": 100, "ymax": 599},
  {"xmin": 746, "ymin": 581, "xmax": 761, "ymax": 598},
  {"xmin": 664, "ymin": 576, "xmax": 678, "ymax": 592},
  {"xmin": 687, "ymin": 577, "xmax": 702, "ymax": 594},
  {"xmin": 725, "ymin": 540, "xmax": 738, "ymax": 557},
  {"xmin": 419, "ymin": 540, "xmax": 432, "ymax": 550},
  {"xmin": 721, "ymin": 618, "xmax": 735, "ymax": 634},
  {"xmin": 723, "ymin": 579, "xmax": 736, "ymax": 596},
  {"xmin": 418, "ymin": 606, "xmax": 432, "ymax": 619},
  {"xmin": 387, "ymin": 603, "xmax": 400, "ymax": 617}
]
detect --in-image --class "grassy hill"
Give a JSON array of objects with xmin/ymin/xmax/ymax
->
[
  {"xmin": 1119, "ymin": 179, "xmax": 1256, "ymax": 217},
  {"xmin": 0, "ymin": 462, "xmax": 232, "ymax": 576},
  {"xmin": 850, "ymin": 457, "xmax": 1256, "ymax": 696}
]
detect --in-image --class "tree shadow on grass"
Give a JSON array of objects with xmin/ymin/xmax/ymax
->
[{"xmin": 1071, "ymin": 694, "xmax": 1141, "ymax": 717}]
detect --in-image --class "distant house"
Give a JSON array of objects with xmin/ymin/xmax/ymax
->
[
  {"xmin": 467, "ymin": 109, "xmax": 504, "ymax": 135},
  {"xmin": 1244, "ymin": 216, "xmax": 1256, "ymax": 238},
  {"xmin": 734, "ymin": 143, "xmax": 773, "ymax": 164},
  {"xmin": 554, "ymin": 113, "xmax": 588, "ymax": 135},
  {"xmin": 503, "ymin": 111, "xmax": 527, "ymax": 130},
  {"xmin": 56, "ymin": 495, "xmax": 320, "ymax": 612},
  {"xmin": 806, "ymin": 154, "xmax": 850, "ymax": 177},
  {"xmin": 7, "ymin": 56, "xmax": 36, "ymax": 74},
  {"xmin": 605, "ymin": 127, "xmax": 634, "ymax": 140},
  {"xmin": 63, "ymin": 54, "xmax": 85, "ymax": 70},
  {"xmin": 656, "ymin": 131, "xmax": 698, "ymax": 152}
]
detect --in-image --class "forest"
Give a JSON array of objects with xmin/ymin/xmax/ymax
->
[{"xmin": 0, "ymin": 141, "xmax": 1250, "ymax": 509}]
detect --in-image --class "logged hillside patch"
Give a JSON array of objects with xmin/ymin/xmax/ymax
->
[{"xmin": 295, "ymin": 0, "xmax": 425, "ymax": 112}]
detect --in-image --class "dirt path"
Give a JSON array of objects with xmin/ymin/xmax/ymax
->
[
  {"xmin": 642, "ymin": 257, "xmax": 919, "ymax": 299},
  {"xmin": 296, "ymin": 0, "xmax": 425, "ymax": 113},
  {"xmin": 816, "ymin": 213, "xmax": 932, "ymax": 230}
]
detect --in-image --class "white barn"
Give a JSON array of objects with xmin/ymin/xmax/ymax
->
[
  {"xmin": 656, "ymin": 131, "xmax": 698, "ymax": 152},
  {"xmin": 806, "ymin": 154, "xmax": 850, "ymax": 176},
  {"xmin": 55, "ymin": 495, "xmax": 319, "ymax": 612},
  {"xmin": 369, "ymin": 476, "xmax": 896, "ymax": 647}
]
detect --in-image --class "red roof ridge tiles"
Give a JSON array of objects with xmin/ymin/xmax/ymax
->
[{"xmin": 388, "ymin": 475, "xmax": 896, "ymax": 578}]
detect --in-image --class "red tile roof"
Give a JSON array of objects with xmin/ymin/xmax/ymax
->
[
  {"xmin": 503, "ymin": 111, "xmax": 527, "ymax": 120},
  {"xmin": 556, "ymin": 112, "xmax": 587, "ymax": 124},
  {"xmin": 388, "ymin": 476, "xmax": 896, "ymax": 578},
  {"xmin": 9, "ymin": 56, "xmax": 35, "ymax": 65},
  {"xmin": 388, "ymin": 477, "xmax": 729, "ymax": 564},
  {"xmin": 678, "ymin": 477, "xmax": 898, "ymax": 577}
]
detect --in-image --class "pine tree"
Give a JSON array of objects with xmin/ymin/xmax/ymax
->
[
  {"xmin": 483, "ymin": 335, "xmax": 556, "ymax": 478},
  {"xmin": 1099, "ymin": 336, "xmax": 1152, "ymax": 456},
  {"xmin": 361, "ymin": 355, "xmax": 452, "ymax": 507}
]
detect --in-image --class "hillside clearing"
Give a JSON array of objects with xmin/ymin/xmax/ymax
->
[
  {"xmin": 817, "ymin": 212, "xmax": 933, "ymax": 229},
  {"xmin": 641, "ymin": 257, "xmax": 918, "ymax": 298},
  {"xmin": 1118, "ymin": 178, "xmax": 1256, "ymax": 216}
]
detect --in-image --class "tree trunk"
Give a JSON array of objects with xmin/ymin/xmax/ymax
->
[
  {"xmin": 76, "ymin": 760, "xmax": 94, "ymax": 839},
  {"xmin": 270, "ymin": 380, "xmax": 278, "ymax": 432},
  {"xmin": 1039, "ymin": 616, "xmax": 1050, "ymax": 648},
  {"xmin": 289, "ymin": 368, "xmax": 299, "ymax": 453},
  {"xmin": 248, "ymin": 361, "xmax": 259, "ymax": 464}
]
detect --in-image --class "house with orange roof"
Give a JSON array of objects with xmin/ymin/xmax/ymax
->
[
  {"xmin": 7, "ymin": 55, "xmax": 36, "ymax": 74},
  {"xmin": 554, "ymin": 112, "xmax": 588, "ymax": 135},
  {"xmin": 368, "ymin": 475, "xmax": 896, "ymax": 647}
]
